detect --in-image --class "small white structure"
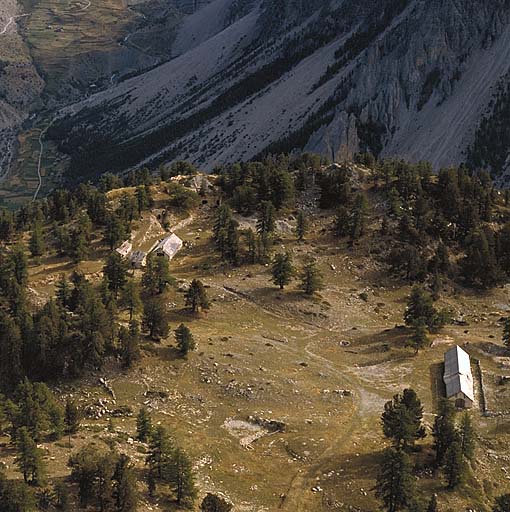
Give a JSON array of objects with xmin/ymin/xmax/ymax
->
[
  {"xmin": 443, "ymin": 345, "xmax": 474, "ymax": 409},
  {"xmin": 129, "ymin": 250, "xmax": 147, "ymax": 268},
  {"xmin": 116, "ymin": 240, "xmax": 132, "ymax": 258},
  {"xmin": 153, "ymin": 233, "xmax": 183, "ymax": 261}
]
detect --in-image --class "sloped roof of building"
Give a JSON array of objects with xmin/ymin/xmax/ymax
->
[
  {"xmin": 443, "ymin": 345, "xmax": 474, "ymax": 401},
  {"xmin": 130, "ymin": 250, "xmax": 147, "ymax": 264},
  {"xmin": 116, "ymin": 240, "xmax": 132, "ymax": 257},
  {"xmin": 153, "ymin": 233, "xmax": 183, "ymax": 260}
]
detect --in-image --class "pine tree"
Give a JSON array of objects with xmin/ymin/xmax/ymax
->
[
  {"xmin": 350, "ymin": 193, "xmax": 369, "ymax": 240},
  {"xmin": 29, "ymin": 222, "xmax": 46, "ymax": 258},
  {"xmin": 296, "ymin": 210, "xmax": 307, "ymax": 242},
  {"xmin": 201, "ymin": 493, "xmax": 233, "ymax": 512},
  {"xmin": 458, "ymin": 413, "xmax": 475, "ymax": 461},
  {"xmin": 256, "ymin": 201, "xmax": 276, "ymax": 235},
  {"xmin": 69, "ymin": 227, "xmax": 89, "ymax": 264},
  {"xmin": 55, "ymin": 274, "xmax": 71, "ymax": 309},
  {"xmin": 407, "ymin": 322, "xmax": 428, "ymax": 354},
  {"xmin": 185, "ymin": 279, "xmax": 210, "ymax": 313},
  {"xmin": 136, "ymin": 407, "xmax": 153, "ymax": 442},
  {"xmin": 142, "ymin": 254, "xmax": 174, "ymax": 296},
  {"xmin": 493, "ymin": 494, "xmax": 510, "ymax": 512},
  {"xmin": 444, "ymin": 438, "xmax": 467, "ymax": 489},
  {"xmin": 381, "ymin": 389, "xmax": 426, "ymax": 450},
  {"xmin": 375, "ymin": 447, "xmax": 416, "ymax": 512},
  {"xmin": 146, "ymin": 426, "xmax": 174, "ymax": 485},
  {"xmin": 119, "ymin": 322, "xmax": 141, "ymax": 368},
  {"xmin": 244, "ymin": 229, "xmax": 257, "ymax": 264},
  {"xmin": 15, "ymin": 427, "xmax": 45, "ymax": 485},
  {"xmin": 404, "ymin": 286, "xmax": 445, "ymax": 331},
  {"xmin": 64, "ymin": 399, "xmax": 81, "ymax": 443},
  {"xmin": 103, "ymin": 253, "xmax": 129, "ymax": 298},
  {"xmin": 167, "ymin": 447, "xmax": 196, "ymax": 507},
  {"xmin": 54, "ymin": 481, "xmax": 71, "ymax": 511},
  {"xmin": 335, "ymin": 206, "xmax": 350, "ymax": 237},
  {"xmin": 433, "ymin": 399, "xmax": 456, "ymax": 467},
  {"xmin": 175, "ymin": 324, "xmax": 196, "ymax": 357},
  {"xmin": 112, "ymin": 454, "xmax": 138, "ymax": 512},
  {"xmin": 271, "ymin": 252, "xmax": 294, "ymax": 290},
  {"xmin": 300, "ymin": 258, "xmax": 323, "ymax": 296},
  {"xmin": 120, "ymin": 280, "xmax": 142, "ymax": 321},
  {"xmin": 503, "ymin": 317, "xmax": 510, "ymax": 348},
  {"xmin": 0, "ymin": 472, "xmax": 35, "ymax": 511},
  {"xmin": 104, "ymin": 214, "xmax": 128, "ymax": 252},
  {"xmin": 427, "ymin": 494, "xmax": 438, "ymax": 512},
  {"xmin": 143, "ymin": 299, "xmax": 169, "ymax": 340}
]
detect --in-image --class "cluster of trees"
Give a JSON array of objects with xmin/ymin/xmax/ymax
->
[
  {"xmin": 0, "ymin": 380, "xmax": 83, "ymax": 510},
  {"xmin": 69, "ymin": 446, "xmax": 138, "ymax": 511},
  {"xmin": 370, "ymin": 160, "xmax": 508, "ymax": 289},
  {"xmin": 377, "ymin": 389, "xmax": 476, "ymax": 511},
  {"xmin": 403, "ymin": 286, "xmax": 451, "ymax": 353},
  {"xmin": 270, "ymin": 253, "xmax": 324, "ymax": 295},
  {"xmin": 136, "ymin": 408, "xmax": 196, "ymax": 507}
]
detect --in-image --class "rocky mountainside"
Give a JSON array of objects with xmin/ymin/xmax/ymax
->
[{"xmin": 13, "ymin": 0, "xmax": 510, "ymax": 183}]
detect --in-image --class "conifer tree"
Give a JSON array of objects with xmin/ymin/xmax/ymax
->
[
  {"xmin": 143, "ymin": 299, "xmax": 169, "ymax": 340},
  {"xmin": 104, "ymin": 214, "xmax": 128, "ymax": 252},
  {"xmin": 55, "ymin": 274, "xmax": 71, "ymax": 309},
  {"xmin": 142, "ymin": 254, "xmax": 174, "ymax": 296},
  {"xmin": 64, "ymin": 399, "xmax": 81, "ymax": 444},
  {"xmin": 271, "ymin": 252, "xmax": 294, "ymax": 290},
  {"xmin": 29, "ymin": 222, "xmax": 45, "ymax": 258},
  {"xmin": 175, "ymin": 324, "xmax": 196, "ymax": 357},
  {"xmin": 136, "ymin": 407, "xmax": 153, "ymax": 443},
  {"xmin": 381, "ymin": 388, "xmax": 426, "ymax": 450},
  {"xmin": 201, "ymin": 493, "xmax": 233, "ymax": 512},
  {"xmin": 503, "ymin": 317, "xmax": 510, "ymax": 348},
  {"xmin": 185, "ymin": 279, "xmax": 210, "ymax": 313},
  {"xmin": 458, "ymin": 413, "xmax": 475, "ymax": 461},
  {"xmin": 257, "ymin": 201, "xmax": 276, "ymax": 235},
  {"xmin": 146, "ymin": 426, "xmax": 174, "ymax": 485},
  {"xmin": 427, "ymin": 494, "xmax": 438, "ymax": 512},
  {"xmin": 112, "ymin": 454, "xmax": 138, "ymax": 512},
  {"xmin": 444, "ymin": 438, "xmax": 467, "ymax": 489},
  {"xmin": 54, "ymin": 481, "xmax": 71, "ymax": 511},
  {"xmin": 433, "ymin": 399, "xmax": 457, "ymax": 467},
  {"xmin": 0, "ymin": 472, "xmax": 35, "ymax": 510},
  {"xmin": 296, "ymin": 210, "xmax": 307, "ymax": 242},
  {"xmin": 244, "ymin": 229, "xmax": 257, "ymax": 264},
  {"xmin": 494, "ymin": 494, "xmax": 510, "ymax": 512},
  {"xmin": 335, "ymin": 206, "xmax": 350, "ymax": 237},
  {"xmin": 119, "ymin": 322, "xmax": 141, "ymax": 368},
  {"xmin": 350, "ymin": 193, "xmax": 369, "ymax": 240},
  {"xmin": 407, "ymin": 322, "xmax": 428, "ymax": 354},
  {"xmin": 103, "ymin": 252, "xmax": 129, "ymax": 298},
  {"xmin": 168, "ymin": 447, "xmax": 196, "ymax": 507},
  {"xmin": 15, "ymin": 427, "xmax": 45, "ymax": 485},
  {"xmin": 375, "ymin": 448, "xmax": 416, "ymax": 512},
  {"xmin": 120, "ymin": 280, "xmax": 142, "ymax": 321},
  {"xmin": 300, "ymin": 258, "xmax": 323, "ymax": 296}
]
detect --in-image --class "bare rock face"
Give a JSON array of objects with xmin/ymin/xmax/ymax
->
[{"xmin": 46, "ymin": 0, "xmax": 510, "ymax": 180}]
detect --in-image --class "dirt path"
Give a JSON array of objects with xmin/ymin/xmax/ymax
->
[
  {"xmin": 33, "ymin": 119, "xmax": 55, "ymax": 201},
  {"xmin": 217, "ymin": 284, "xmax": 383, "ymax": 510},
  {"xmin": 0, "ymin": 13, "xmax": 28, "ymax": 35}
]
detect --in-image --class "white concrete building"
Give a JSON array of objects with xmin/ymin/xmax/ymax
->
[
  {"xmin": 116, "ymin": 240, "xmax": 132, "ymax": 258},
  {"xmin": 443, "ymin": 345, "xmax": 474, "ymax": 408},
  {"xmin": 153, "ymin": 233, "xmax": 183, "ymax": 261}
]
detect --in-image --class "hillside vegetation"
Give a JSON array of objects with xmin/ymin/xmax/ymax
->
[{"xmin": 1, "ymin": 156, "xmax": 510, "ymax": 511}]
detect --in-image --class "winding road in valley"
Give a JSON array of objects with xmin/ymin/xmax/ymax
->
[{"xmin": 33, "ymin": 118, "xmax": 56, "ymax": 201}]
